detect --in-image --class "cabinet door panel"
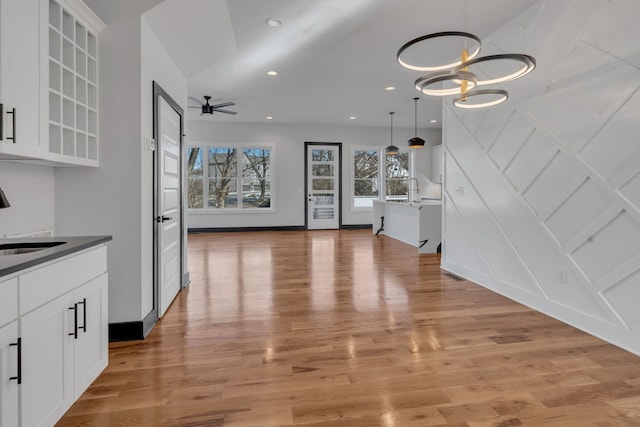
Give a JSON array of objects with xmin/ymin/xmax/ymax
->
[
  {"xmin": 0, "ymin": 0, "xmax": 41, "ymax": 150},
  {"xmin": 73, "ymin": 273, "xmax": 108, "ymax": 397},
  {"xmin": 0, "ymin": 322, "xmax": 18, "ymax": 427},
  {"xmin": 20, "ymin": 292, "xmax": 74, "ymax": 427}
]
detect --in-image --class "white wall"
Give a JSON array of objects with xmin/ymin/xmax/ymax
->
[
  {"xmin": 0, "ymin": 163, "xmax": 54, "ymax": 237},
  {"xmin": 140, "ymin": 16, "xmax": 188, "ymax": 315},
  {"xmin": 56, "ymin": 3, "xmax": 187, "ymax": 325},
  {"xmin": 441, "ymin": 0, "xmax": 640, "ymax": 354},
  {"xmin": 186, "ymin": 120, "xmax": 441, "ymax": 228}
]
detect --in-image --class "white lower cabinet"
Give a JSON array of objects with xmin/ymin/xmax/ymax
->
[
  {"xmin": 0, "ymin": 244, "xmax": 108, "ymax": 427},
  {"xmin": 0, "ymin": 321, "xmax": 19, "ymax": 427}
]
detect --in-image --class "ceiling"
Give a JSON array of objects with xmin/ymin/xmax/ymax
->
[{"xmin": 139, "ymin": 0, "xmax": 540, "ymax": 128}]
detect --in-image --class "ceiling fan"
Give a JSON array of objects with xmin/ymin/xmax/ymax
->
[{"xmin": 188, "ymin": 95, "xmax": 237, "ymax": 115}]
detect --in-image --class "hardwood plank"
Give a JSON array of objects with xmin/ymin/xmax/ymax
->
[{"xmin": 56, "ymin": 230, "xmax": 640, "ymax": 426}]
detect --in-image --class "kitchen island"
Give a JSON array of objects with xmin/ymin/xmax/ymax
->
[{"xmin": 372, "ymin": 200, "xmax": 441, "ymax": 253}]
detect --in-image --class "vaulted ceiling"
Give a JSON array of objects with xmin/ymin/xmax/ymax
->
[{"xmin": 90, "ymin": 0, "xmax": 540, "ymax": 128}]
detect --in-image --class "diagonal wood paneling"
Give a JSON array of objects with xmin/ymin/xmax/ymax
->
[{"xmin": 442, "ymin": 0, "xmax": 640, "ymax": 354}]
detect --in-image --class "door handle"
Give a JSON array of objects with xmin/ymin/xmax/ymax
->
[
  {"xmin": 156, "ymin": 216, "xmax": 173, "ymax": 223},
  {"xmin": 9, "ymin": 338, "xmax": 22, "ymax": 384},
  {"xmin": 68, "ymin": 303, "xmax": 78, "ymax": 339},
  {"xmin": 77, "ymin": 298, "xmax": 87, "ymax": 333}
]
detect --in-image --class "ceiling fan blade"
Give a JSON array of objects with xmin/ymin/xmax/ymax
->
[
  {"xmin": 188, "ymin": 106, "xmax": 201, "ymax": 109},
  {"xmin": 188, "ymin": 96, "xmax": 204, "ymax": 106},
  {"xmin": 210, "ymin": 101, "xmax": 234, "ymax": 109},
  {"xmin": 214, "ymin": 109, "xmax": 237, "ymax": 115}
]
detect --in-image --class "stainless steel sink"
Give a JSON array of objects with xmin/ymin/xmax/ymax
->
[{"xmin": 0, "ymin": 241, "xmax": 66, "ymax": 255}]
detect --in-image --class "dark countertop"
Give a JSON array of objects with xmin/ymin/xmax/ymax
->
[{"xmin": 0, "ymin": 235, "xmax": 112, "ymax": 278}]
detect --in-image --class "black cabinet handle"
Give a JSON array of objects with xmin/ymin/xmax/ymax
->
[
  {"xmin": 0, "ymin": 103, "xmax": 3, "ymax": 140},
  {"xmin": 9, "ymin": 338, "xmax": 22, "ymax": 385},
  {"xmin": 6, "ymin": 108, "xmax": 15, "ymax": 143},
  {"xmin": 68, "ymin": 304, "xmax": 78, "ymax": 339},
  {"xmin": 78, "ymin": 298, "xmax": 87, "ymax": 333}
]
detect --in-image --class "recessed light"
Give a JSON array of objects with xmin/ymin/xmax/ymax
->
[
  {"xmin": 267, "ymin": 70, "xmax": 278, "ymax": 76},
  {"xmin": 349, "ymin": 116, "xmax": 356, "ymax": 120},
  {"xmin": 430, "ymin": 119, "xmax": 437, "ymax": 123},
  {"xmin": 266, "ymin": 116, "xmax": 273, "ymax": 120},
  {"xmin": 265, "ymin": 17, "xmax": 282, "ymax": 27},
  {"xmin": 385, "ymin": 86, "xmax": 396, "ymax": 91}
]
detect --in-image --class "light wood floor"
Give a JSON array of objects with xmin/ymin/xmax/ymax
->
[{"xmin": 57, "ymin": 230, "xmax": 640, "ymax": 426}]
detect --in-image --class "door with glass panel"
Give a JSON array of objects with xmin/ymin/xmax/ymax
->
[{"xmin": 306, "ymin": 143, "xmax": 341, "ymax": 229}]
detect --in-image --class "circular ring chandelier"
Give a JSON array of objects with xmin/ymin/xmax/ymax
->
[
  {"xmin": 453, "ymin": 89, "xmax": 509, "ymax": 109},
  {"xmin": 396, "ymin": 31, "xmax": 482, "ymax": 72},
  {"xmin": 396, "ymin": 7, "xmax": 536, "ymax": 110},
  {"xmin": 415, "ymin": 71, "xmax": 477, "ymax": 97}
]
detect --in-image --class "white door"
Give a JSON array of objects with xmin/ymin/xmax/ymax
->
[
  {"xmin": 157, "ymin": 97, "xmax": 182, "ymax": 317},
  {"xmin": 307, "ymin": 144, "xmax": 340, "ymax": 229}
]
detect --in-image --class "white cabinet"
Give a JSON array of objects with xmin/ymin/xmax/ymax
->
[
  {"xmin": 432, "ymin": 144, "xmax": 444, "ymax": 183},
  {"xmin": 0, "ymin": 0, "xmax": 46, "ymax": 158},
  {"xmin": 0, "ymin": 321, "xmax": 19, "ymax": 427},
  {"xmin": 47, "ymin": 0, "xmax": 103, "ymax": 165},
  {"xmin": 0, "ymin": 277, "xmax": 18, "ymax": 427},
  {"xmin": 0, "ymin": 0, "xmax": 104, "ymax": 165},
  {"xmin": 0, "ymin": 244, "xmax": 108, "ymax": 427}
]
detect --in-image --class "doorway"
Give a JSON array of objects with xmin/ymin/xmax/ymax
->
[
  {"xmin": 152, "ymin": 82, "xmax": 184, "ymax": 321},
  {"xmin": 305, "ymin": 142, "xmax": 342, "ymax": 229}
]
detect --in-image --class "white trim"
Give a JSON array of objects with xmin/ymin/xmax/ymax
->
[{"xmin": 186, "ymin": 142, "xmax": 275, "ymax": 212}]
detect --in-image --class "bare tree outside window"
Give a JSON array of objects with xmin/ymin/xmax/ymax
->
[
  {"xmin": 353, "ymin": 149, "xmax": 379, "ymax": 208},
  {"xmin": 208, "ymin": 148, "xmax": 237, "ymax": 208},
  {"xmin": 187, "ymin": 147, "xmax": 203, "ymax": 208},
  {"xmin": 242, "ymin": 148, "xmax": 271, "ymax": 208},
  {"xmin": 386, "ymin": 152, "xmax": 409, "ymax": 201}
]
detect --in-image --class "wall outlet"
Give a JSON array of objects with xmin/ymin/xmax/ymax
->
[{"xmin": 455, "ymin": 186, "xmax": 464, "ymax": 196}]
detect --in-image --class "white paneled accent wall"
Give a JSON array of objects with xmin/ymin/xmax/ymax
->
[{"xmin": 441, "ymin": 0, "xmax": 640, "ymax": 354}]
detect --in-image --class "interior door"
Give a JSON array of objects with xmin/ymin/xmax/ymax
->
[
  {"xmin": 306, "ymin": 143, "xmax": 341, "ymax": 229},
  {"xmin": 157, "ymin": 96, "xmax": 182, "ymax": 317}
]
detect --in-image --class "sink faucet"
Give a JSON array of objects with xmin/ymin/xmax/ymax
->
[{"xmin": 408, "ymin": 178, "xmax": 419, "ymax": 202}]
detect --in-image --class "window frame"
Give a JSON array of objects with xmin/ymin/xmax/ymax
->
[
  {"xmin": 350, "ymin": 146, "xmax": 412, "ymax": 211},
  {"xmin": 186, "ymin": 142, "xmax": 276, "ymax": 213}
]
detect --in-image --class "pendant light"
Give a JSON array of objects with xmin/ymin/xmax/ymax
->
[
  {"xmin": 408, "ymin": 97, "xmax": 425, "ymax": 149},
  {"xmin": 0, "ymin": 187, "xmax": 10, "ymax": 209},
  {"xmin": 384, "ymin": 112, "xmax": 399, "ymax": 155},
  {"xmin": 396, "ymin": 0, "xmax": 535, "ymax": 109}
]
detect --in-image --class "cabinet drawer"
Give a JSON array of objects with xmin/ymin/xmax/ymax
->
[
  {"xmin": 0, "ymin": 278, "xmax": 18, "ymax": 326},
  {"xmin": 19, "ymin": 245, "xmax": 107, "ymax": 314}
]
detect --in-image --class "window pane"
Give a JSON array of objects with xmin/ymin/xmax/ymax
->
[
  {"xmin": 242, "ymin": 148, "xmax": 271, "ymax": 209},
  {"xmin": 187, "ymin": 147, "xmax": 204, "ymax": 209},
  {"xmin": 208, "ymin": 148, "xmax": 237, "ymax": 177},
  {"xmin": 386, "ymin": 152, "xmax": 409, "ymax": 178},
  {"xmin": 313, "ymin": 208, "xmax": 334, "ymax": 219},
  {"xmin": 313, "ymin": 178, "xmax": 334, "ymax": 190},
  {"xmin": 313, "ymin": 193, "xmax": 334, "ymax": 205},
  {"xmin": 312, "ymin": 164, "xmax": 333, "ymax": 177},
  {"xmin": 354, "ymin": 150, "xmax": 378, "ymax": 178},
  {"xmin": 209, "ymin": 178, "xmax": 237, "ymax": 208},
  {"xmin": 386, "ymin": 179, "xmax": 408, "ymax": 201},
  {"xmin": 312, "ymin": 149, "xmax": 334, "ymax": 162},
  {"xmin": 354, "ymin": 179, "xmax": 378, "ymax": 197}
]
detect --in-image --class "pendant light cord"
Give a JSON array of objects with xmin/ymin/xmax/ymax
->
[
  {"xmin": 390, "ymin": 112, "xmax": 394, "ymax": 144},
  {"xmin": 414, "ymin": 98, "xmax": 418, "ymax": 137}
]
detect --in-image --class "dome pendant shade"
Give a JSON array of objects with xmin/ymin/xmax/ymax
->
[
  {"xmin": 408, "ymin": 98, "xmax": 425, "ymax": 149},
  {"xmin": 385, "ymin": 112, "xmax": 398, "ymax": 155}
]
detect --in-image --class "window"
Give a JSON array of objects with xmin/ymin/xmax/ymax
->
[
  {"xmin": 351, "ymin": 147, "xmax": 411, "ymax": 209},
  {"xmin": 187, "ymin": 145, "xmax": 273, "ymax": 210},
  {"xmin": 386, "ymin": 151, "xmax": 410, "ymax": 201},
  {"xmin": 353, "ymin": 149, "xmax": 379, "ymax": 208}
]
